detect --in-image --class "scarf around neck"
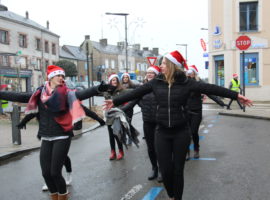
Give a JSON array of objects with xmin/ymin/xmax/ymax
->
[{"xmin": 25, "ymin": 82, "xmax": 85, "ymax": 132}]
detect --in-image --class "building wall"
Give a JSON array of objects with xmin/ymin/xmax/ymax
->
[
  {"xmin": 0, "ymin": 17, "xmax": 59, "ymax": 90},
  {"xmin": 208, "ymin": 0, "xmax": 270, "ymax": 101}
]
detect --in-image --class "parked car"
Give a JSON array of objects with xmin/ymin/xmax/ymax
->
[{"xmin": 65, "ymin": 80, "xmax": 84, "ymax": 90}]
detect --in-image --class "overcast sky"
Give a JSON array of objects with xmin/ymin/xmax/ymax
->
[{"xmin": 2, "ymin": 0, "xmax": 209, "ymax": 78}]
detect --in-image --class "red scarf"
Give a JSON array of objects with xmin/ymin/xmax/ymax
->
[{"xmin": 25, "ymin": 82, "xmax": 85, "ymax": 132}]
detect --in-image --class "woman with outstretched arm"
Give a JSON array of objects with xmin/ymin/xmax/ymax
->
[
  {"xmin": 0, "ymin": 65, "xmax": 109, "ymax": 200},
  {"xmin": 104, "ymin": 51, "xmax": 252, "ymax": 200}
]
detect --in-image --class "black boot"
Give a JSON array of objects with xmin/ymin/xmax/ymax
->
[
  {"xmin": 148, "ymin": 167, "xmax": 158, "ymax": 180},
  {"xmin": 157, "ymin": 171, "xmax": 163, "ymax": 183}
]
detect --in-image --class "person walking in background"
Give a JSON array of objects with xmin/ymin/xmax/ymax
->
[
  {"xmin": 227, "ymin": 73, "xmax": 243, "ymax": 110},
  {"xmin": 0, "ymin": 65, "xmax": 108, "ymax": 200},
  {"xmin": 186, "ymin": 65, "xmax": 227, "ymax": 159},
  {"xmin": 104, "ymin": 50, "xmax": 252, "ymax": 200}
]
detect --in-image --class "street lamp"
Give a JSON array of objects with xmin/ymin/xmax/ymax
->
[
  {"xmin": 176, "ymin": 44, "xmax": 188, "ymax": 62},
  {"xmin": 105, "ymin": 12, "xmax": 129, "ymax": 72}
]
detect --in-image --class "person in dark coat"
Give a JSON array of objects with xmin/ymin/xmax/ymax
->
[
  {"xmin": 104, "ymin": 51, "xmax": 252, "ymax": 200},
  {"xmin": 0, "ymin": 65, "xmax": 109, "ymax": 200},
  {"xmin": 185, "ymin": 65, "xmax": 227, "ymax": 159}
]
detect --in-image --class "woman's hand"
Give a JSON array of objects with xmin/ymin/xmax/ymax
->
[
  {"xmin": 238, "ymin": 94, "xmax": 253, "ymax": 107},
  {"xmin": 103, "ymin": 99, "xmax": 114, "ymax": 110}
]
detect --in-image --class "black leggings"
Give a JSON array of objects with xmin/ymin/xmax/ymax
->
[
  {"xmin": 189, "ymin": 111, "xmax": 202, "ymax": 151},
  {"xmin": 143, "ymin": 121, "xmax": 158, "ymax": 169},
  {"xmin": 228, "ymin": 99, "xmax": 243, "ymax": 109},
  {"xmin": 155, "ymin": 125, "xmax": 190, "ymax": 200},
  {"xmin": 107, "ymin": 125, "xmax": 123, "ymax": 151},
  {"xmin": 40, "ymin": 138, "xmax": 71, "ymax": 194},
  {"xmin": 64, "ymin": 155, "xmax": 72, "ymax": 173}
]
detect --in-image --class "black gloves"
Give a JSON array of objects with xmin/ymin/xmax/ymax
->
[
  {"xmin": 98, "ymin": 119, "xmax": 106, "ymax": 126},
  {"xmin": 97, "ymin": 81, "xmax": 110, "ymax": 92},
  {"xmin": 17, "ymin": 122, "xmax": 26, "ymax": 129}
]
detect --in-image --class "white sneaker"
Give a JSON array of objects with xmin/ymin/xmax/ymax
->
[
  {"xmin": 42, "ymin": 183, "xmax": 48, "ymax": 191},
  {"xmin": 65, "ymin": 172, "xmax": 72, "ymax": 186}
]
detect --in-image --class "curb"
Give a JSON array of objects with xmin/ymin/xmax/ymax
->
[
  {"xmin": 218, "ymin": 112, "xmax": 270, "ymax": 121},
  {"xmin": 0, "ymin": 109, "xmax": 142, "ymax": 162}
]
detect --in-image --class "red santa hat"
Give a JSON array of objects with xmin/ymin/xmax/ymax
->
[
  {"xmin": 188, "ymin": 65, "xmax": 199, "ymax": 75},
  {"xmin": 147, "ymin": 65, "xmax": 160, "ymax": 75},
  {"xmin": 164, "ymin": 50, "xmax": 189, "ymax": 70},
  {"xmin": 233, "ymin": 73, "xmax": 238, "ymax": 78},
  {"xmin": 47, "ymin": 65, "xmax": 65, "ymax": 80},
  {"xmin": 120, "ymin": 72, "xmax": 130, "ymax": 80},
  {"xmin": 108, "ymin": 74, "xmax": 119, "ymax": 82}
]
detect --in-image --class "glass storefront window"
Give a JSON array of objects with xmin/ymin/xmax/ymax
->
[
  {"xmin": 240, "ymin": 53, "xmax": 259, "ymax": 86},
  {"xmin": 214, "ymin": 55, "xmax": 225, "ymax": 87}
]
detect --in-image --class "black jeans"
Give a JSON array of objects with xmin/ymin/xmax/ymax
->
[
  {"xmin": 40, "ymin": 138, "xmax": 71, "ymax": 194},
  {"xmin": 107, "ymin": 125, "xmax": 123, "ymax": 151},
  {"xmin": 64, "ymin": 155, "xmax": 72, "ymax": 173},
  {"xmin": 143, "ymin": 121, "xmax": 158, "ymax": 169},
  {"xmin": 189, "ymin": 111, "xmax": 202, "ymax": 151},
  {"xmin": 155, "ymin": 125, "xmax": 190, "ymax": 200}
]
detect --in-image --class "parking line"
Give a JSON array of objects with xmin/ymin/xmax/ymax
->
[
  {"xmin": 141, "ymin": 187, "xmax": 163, "ymax": 200},
  {"xmin": 190, "ymin": 158, "xmax": 216, "ymax": 161}
]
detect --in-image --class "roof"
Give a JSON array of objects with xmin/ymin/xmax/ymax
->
[
  {"xmin": 60, "ymin": 45, "xmax": 86, "ymax": 61},
  {"xmin": 0, "ymin": 10, "xmax": 59, "ymax": 37}
]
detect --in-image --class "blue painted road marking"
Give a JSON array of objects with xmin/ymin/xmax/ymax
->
[
  {"xmin": 190, "ymin": 158, "xmax": 216, "ymax": 161},
  {"xmin": 202, "ymin": 129, "xmax": 209, "ymax": 134},
  {"xmin": 141, "ymin": 187, "xmax": 163, "ymax": 200}
]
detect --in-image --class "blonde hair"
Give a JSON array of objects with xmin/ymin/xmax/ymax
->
[{"xmin": 164, "ymin": 57, "xmax": 183, "ymax": 87}]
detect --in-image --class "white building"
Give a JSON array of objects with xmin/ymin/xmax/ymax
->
[
  {"xmin": 208, "ymin": 0, "xmax": 270, "ymax": 101},
  {"xmin": 0, "ymin": 4, "xmax": 59, "ymax": 91}
]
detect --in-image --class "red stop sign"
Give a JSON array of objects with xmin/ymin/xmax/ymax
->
[{"xmin": 236, "ymin": 35, "xmax": 251, "ymax": 50}]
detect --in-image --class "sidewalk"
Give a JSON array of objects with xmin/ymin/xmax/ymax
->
[
  {"xmin": 204, "ymin": 98, "xmax": 270, "ymax": 120},
  {"xmin": 0, "ymin": 106, "xmax": 142, "ymax": 162}
]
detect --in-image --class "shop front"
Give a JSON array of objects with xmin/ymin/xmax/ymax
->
[{"xmin": 0, "ymin": 68, "xmax": 32, "ymax": 92}]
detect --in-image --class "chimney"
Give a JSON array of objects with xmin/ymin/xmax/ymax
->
[
  {"xmin": 152, "ymin": 48, "xmax": 159, "ymax": 55},
  {"xmin": 0, "ymin": 3, "xmax": 8, "ymax": 11},
  {"xmin": 85, "ymin": 35, "xmax": 90, "ymax": 40},
  {"xmin": 117, "ymin": 41, "xmax": 125, "ymax": 50},
  {"xmin": 143, "ymin": 47, "xmax": 149, "ymax": 51},
  {"xmin": 99, "ymin": 38, "xmax": 107, "ymax": 46},
  {"xmin": 46, "ymin": 20, "xmax": 49, "ymax": 29},
  {"xmin": 25, "ymin": 11, "xmax": 29, "ymax": 19}
]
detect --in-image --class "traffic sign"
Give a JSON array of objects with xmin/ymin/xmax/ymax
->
[
  {"xmin": 236, "ymin": 35, "xmax": 251, "ymax": 51},
  {"xmin": 200, "ymin": 38, "xmax": 207, "ymax": 51},
  {"xmin": 146, "ymin": 57, "xmax": 157, "ymax": 66}
]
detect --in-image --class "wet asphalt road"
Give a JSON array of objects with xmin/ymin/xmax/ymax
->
[{"xmin": 0, "ymin": 105, "xmax": 270, "ymax": 200}]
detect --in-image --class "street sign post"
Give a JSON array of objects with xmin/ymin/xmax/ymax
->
[{"xmin": 236, "ymin": 35, "xmax": 251, "ymax": 112}]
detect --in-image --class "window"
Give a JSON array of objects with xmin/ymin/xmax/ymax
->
[
  {"xmin": 214, "ymin": 55, "xmax": 224, "ymax": 87},
  {"xmin": 52, "ymin": 43, "xmax": 56, "ymax": 55},
  {"xmin": 19, "ymin": 57, "xmax": 27, "ymax": 69},
  {"xmin": 0, "ymin": 55, "xmax": 9, "ymax": 66},
  {"xmin": 36, "ymin": 58, "xmax": 41, "ymax": 70},
  {"xmin": 45, "ymin": 41, "xmax": 49, "ymax": 53},
  {"xmin": 0, "ymin": 29, "xmax": 9, "ymax": 44},
  {"xmin": 105, "ymin": 59, "xmax": 109, "ymax": 68},
  {"xmin": 45, "ymin": 60, "xmax": 49, "ymax": 68},
  {"xmin": 240, "ymin": 2, "xmax": 258, "ymax": 32},
  {"xmin": 240, "ymin": 53, "xmax": 259, "ymax": 86},
  {"xmin": 36, "ymin": 38, "xmax": 41, "ymax": 50},
  {"xmin": 111, "ymin": 60, "xmax": 115, "ymax": 69},
  {"xmin": 19, "ymin": 34, "xmax": 27, "ymax": 47}
]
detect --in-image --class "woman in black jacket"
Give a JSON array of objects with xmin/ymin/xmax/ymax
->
[
  {"xmin": 138, "ymin": 65, "xmax": 161, "ymax": 181},
  {"xmin": 185, "ymin": 65, "xmax": 227, "ymax": 159},
  {"xmin": 104, "ymin": 51, "xmax": 252, "ymax": 200},
  {"xmin": 0, "ymin": 65, "xmax": 108, "ymax": 200}
]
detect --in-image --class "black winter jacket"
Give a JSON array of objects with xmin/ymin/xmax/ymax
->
[
  {"xmin": 138, "ymin": 92, "xmax": 157, "ymax": 123},
  {"xmin": 0, "ymin": 87, "xmax": 100, "ymax": 137},
  {"xmin": 187, "ymin": 78, "xmax": 226, "ymax": 111},
  {"xmin": 113, "ymin": 71, "xmax": 238, "ymax": 128}
]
